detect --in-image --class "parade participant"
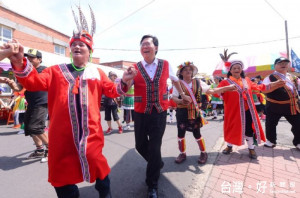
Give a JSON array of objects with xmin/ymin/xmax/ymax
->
[
  {"xmin": 251, "ymin": 79, "xmax": 266, "ymax": 120},
  {"xmin": 122, "ymin": 85, "xmax": 134, "ymax": 130},
  {"xmin": 7, "ymin": 6, "xmax": 136, "ymax": 198},
  {"xmin": 171, "ymin": 62, "xmax": 236, "ymax": 164},
  {"xmin": 104, "ymin": 71, "xmax": 123, "ymax": 134},
  {"xmin": 262, "ymin": 57, "xmax": 300, "ymax": 149},
  {"xmin": 0, "ymin": 87, "xmax": 7, "ymax": 108},
  {"xmin": 133, "ymin": 34, "xmax": 191, "ymax": 198},
  {"xmin": 218, "ymin": 60, "xmax": 285, "ymax": 159},
  {"xmin": 8, "ymin": 89, "xmax": 26, "ymax": 129},
  {"xmin": 167, "ymin": 82, "xmax": 177, "ymax": 123},
  {"xmin": 210, "ymin": 76, "xmax": 223, "ymax": 119},
  {"xmin": 255, "ymin": 75, "xmax": 263, "ymax": 85},
  {"xmin": 20, "ymin": 49, "xmax": 49, "ymax": 163}
]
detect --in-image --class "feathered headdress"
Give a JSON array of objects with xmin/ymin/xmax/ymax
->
[
  {"xmin": 219, "ymin": 49, "xmax": 237, "ymax": 72},
  {"xmin": 70, "ymin": 5, "xmax": 96, "ymax": 51}
]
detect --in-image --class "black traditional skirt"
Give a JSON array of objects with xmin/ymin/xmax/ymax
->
[{"xmin": 176, "ymin": 108, "xmax": 202, "ymax": 132}]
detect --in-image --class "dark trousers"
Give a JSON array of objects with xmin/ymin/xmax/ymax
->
[
  {"xmin": 24, "ymin": 104, "xmax": 48, "ymax": 136},
  {"xmin": 134, "ymin": 108, "xmax": 167, "ymax": 189},
  {"xmin": 245, "ymin": 110, "xmax": 254, "ymax": 137},
  {"xmin": 178, "ymin": 127, "xmax": 201, "ymax": 139},
  {"xmin": 104, "ymin": 105, "xmax": 119, "ymax": 121},
  {"xmin": 54, "ymin": 176, "xmax": 111, "ymax": 198},
  {"xmin": 265, "ymin": 111, "xmax": 300, "ymax": 146},
  {"xmin": 124, "ymin": 109, "xmax": 134, "ymax": 123}
]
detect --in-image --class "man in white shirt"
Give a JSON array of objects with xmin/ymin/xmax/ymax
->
[
  {"xmin": 263, "ymin": 57, "xmax": 300, "ymax": 150},
  {"xmin": 132, "ymin": 35, "xmax": 191, "ymax": 198}
]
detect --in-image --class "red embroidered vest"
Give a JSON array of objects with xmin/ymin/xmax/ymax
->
[{"xmin": 134, "ymin": 59, "xmax": 169, "ymax": 114}]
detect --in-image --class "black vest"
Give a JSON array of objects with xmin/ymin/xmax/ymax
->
[{"xmin": 266, "ymin": 74, "xmax": 298, "ymax": 115}]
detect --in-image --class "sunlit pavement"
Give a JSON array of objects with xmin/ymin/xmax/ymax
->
[
  {"xmin": 203, "ymin": 144, "xmax": 300, "ymax": 198},
  {"xmin": 0, "ymin": 113, "xmax": 298, "ymax": 198}
]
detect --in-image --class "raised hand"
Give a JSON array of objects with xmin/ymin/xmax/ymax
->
[
  {"xmin": 226, "ymin": 84, "xmax": 237, "ymax": 91},
  {"xmin": 181, "ymin": 94, "xmax": 192, "ymax": 104},
  {"xmin": 122, "ymin": 66, "xmax": 137, "ymax": 83},
  {"xmin": 272, "ymin": 79, "xmax": 286, "ymax": 89},
  {"xmin": 0, "ymin": 39, "xmax": 20, "ymax": 61},
  {"xmin": 6, "ymin": 40, "xmax": 24, "ymax": 69}
]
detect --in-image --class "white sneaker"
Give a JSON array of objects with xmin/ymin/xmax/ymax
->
[
  {"xmin": 264, "ymin": 140, "xmax": 276, "ymax": 148},
  {"xmin": 40, "ymin": 157, "xmax": 48, "ymax": 163},
  {"xmin": 123, "ymin": 125, "xmax": 130, "ymax": 130},
  {"xmin": 296, "ymin": 144, "xmax": 300, "ymax": 150},
  {"xmin": 17, "ymin": 130, "xmax": 24, "ymax": 134}
]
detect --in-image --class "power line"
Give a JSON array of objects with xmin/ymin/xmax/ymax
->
[
  {"xmin": 13, "ymin": 34, "xmax": 300, "ymax": 52},
  {"xmin": 94, "ymin": 35, "xmax": 300, "ymax": 52},
  {"xmin": 263, "ymin": 0, "xmax": 285, "ymax": 20},
  {"xmin": 96, "ymin": 0, "xmax": 155, "ymax": 36}
]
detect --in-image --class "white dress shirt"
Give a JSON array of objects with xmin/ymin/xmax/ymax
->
[{"xmin": 141, "ymin": 58, "xmax": 178, "ymax": 81}]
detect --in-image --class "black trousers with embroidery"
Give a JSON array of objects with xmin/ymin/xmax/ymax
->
[
  {"xmin": 134, "ymin": 108, "xmax": 167, "ymax": 189},
  {"xmin": 265, "ymin": 111, "xmax": 300, "ymax": 146}
]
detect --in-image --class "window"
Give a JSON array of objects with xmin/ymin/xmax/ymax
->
[
  {"xmin": 0, "ymin": 25, "xmax": 12, "ymax": 43},
  {"xmin": 0, "ymin": 83, "xmax": 13, "ymax": 96},
  {"xmin": 54, "ymin": 45, "xmax": 65, "ymax": 56}
]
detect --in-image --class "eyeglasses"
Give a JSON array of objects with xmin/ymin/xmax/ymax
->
[{"xmin": 140, "ymin": 42, "xmax": 152, "ymax": 47}]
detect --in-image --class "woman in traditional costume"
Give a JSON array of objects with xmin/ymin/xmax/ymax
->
[
  {"xmin": 218, "ymin": 60, "xmax": 283, "ymax": 159},
  {"xmin": 171, "ymin": 62, "xmax": 236, "ymax": 164},
  {"xmin": 211, "ymin": 76, "xmax": 223, "ymax": 119}
]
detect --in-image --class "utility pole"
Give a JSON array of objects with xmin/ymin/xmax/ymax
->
[
  {"xmin": 264, "ymin": 0, "xmax": 289, "ymax": 59},
  {"xmin": 285, "ymin": 20, "xmax": 290, "ymax": 59}
]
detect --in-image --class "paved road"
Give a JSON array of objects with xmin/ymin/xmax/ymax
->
[{"xmin": 0, "ymin": 112, "xmax": 296, "ymax": 198}]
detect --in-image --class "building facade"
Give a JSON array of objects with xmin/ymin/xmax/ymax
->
[
  {"xmin": 101, "ymin": 60, "xmax": 136, "ymax": 71},
  {"xmin": 0, "ymin": 4, "xmax": 99, "ymax": 64}
]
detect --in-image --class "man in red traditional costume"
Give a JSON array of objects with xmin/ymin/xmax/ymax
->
[
  {"xmin": 7, "ymin": 6, "xmax": 137, "ymax": 198},
  {"xmin": 263, "ymin": 57, "xmax": 300, "ymax": 150},
  {"xmin": 133, "ymin": 35, "xmax": 191, "ymax": 198},
  {"xmin": 218, "ymin": 60, "xmax": 284, "ymax": 159}
]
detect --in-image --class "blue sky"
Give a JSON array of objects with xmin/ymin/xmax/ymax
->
[{"xmin": 2, "ymin": 0, "xmax": 300, "ymax": 75}]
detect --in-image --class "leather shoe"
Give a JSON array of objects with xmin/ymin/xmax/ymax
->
[
  {"xmin": 248, "ymin": 149, "xmax": 257, "ymax": 159},
  {"xmin": 147, "ymin": 188, "xmax": 158, "ymax": 198},
  {"xmin": 198, "ymin": 152, "xmax": 208, "ymax": 164},
  {"xmin": 222, "ymin": 146, "xmax": 233, "ymax": 155},
  {"xmin": 175, "ymin": 153, "xmax": 186, "ymax": 164}
]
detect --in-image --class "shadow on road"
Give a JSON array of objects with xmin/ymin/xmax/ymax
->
[
  {"xmin": 79, "ymin": 149, "xmax": 189, "ymax": 198},
  {"xmin": 0, "ymin": 151, "xmax": 40, "ymax": 170}
]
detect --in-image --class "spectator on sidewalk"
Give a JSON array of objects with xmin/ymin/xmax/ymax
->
[
  {"xmin": 218, "ymin": 60, "xmax": 285, "ymax": 159},
  {"xmin": 171, "ymin": 61, "xmax": 236, "ymax": 165},
  {"xmin": 262, "ymin": 57, "xmax": 300, "ymax": 150},
  {"xmin": 21, "ymin": 49, "xmax": 49, "ymax": 163},
  {"xmin": 7, "ymin": 24, "xmax": 135, "ymax": 198},
  {"xmin": 122, "ymin": 85, "xmax": 134, "ymax": 130},
  {"xmin": 210, "ymin": 76, "xmax": 223, "ymax": 119},
  {"xmin": 8, "ymin": 89, "xmax": 26, "ymax": 129},
  {"xmin": 104, "ymin": 71, "xmax": 123, "ymax": 134},
  {"xmin": 167, "ymin": 82, "xmax": 177, "ymax": 123}
]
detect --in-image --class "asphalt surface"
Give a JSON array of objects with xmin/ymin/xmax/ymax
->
[{"xmin": 0, "ymin": 112, "xmax": 295, "ymax": 198}]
